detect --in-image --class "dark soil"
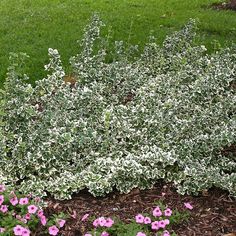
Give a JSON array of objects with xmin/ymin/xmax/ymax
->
[
  {"xmin": 211, "ymin": 0, "xmax": 236, "ymax": 11},
  {"xmin": 44, "ymin": 182, "xmax": 236, "ymax": 236}
]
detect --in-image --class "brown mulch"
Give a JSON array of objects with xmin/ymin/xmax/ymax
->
[
  {"xmin": 211, "ymin": 0, "xmax": 236, "ymax": 11},
  {"xmin": 44, "ymin": 182, "xmax": 236, "ymax": 236}
]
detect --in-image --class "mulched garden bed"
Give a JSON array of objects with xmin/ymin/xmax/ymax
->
[
  {"xmin": 44, "ymin": 181, "xmax": 236, "ymax": 236},
  {"xmin": 211, "ymin": 0, "xmax": 236, "ymax": 11}
]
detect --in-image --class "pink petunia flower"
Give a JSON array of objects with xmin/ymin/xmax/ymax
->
[
  {"xmin": 0, "ymin": 185, "xmax": 5, "ymax": 192},
  {"xmin": 158, "ymin": 220, "xmax": 167, "ymax": 229},
  {"xmin": 81, "ymin": 213, "xmax": 90, "ymax": 221},
  {"xmin": 37, "ymin": 210, "xmax": 44, "ymax": 217},
  {"xmin": 19, "ymin": 198, "xmax": 29, "ymax": 205},
  {"xmin": 48, "ymin": 225, "xmax": 59, "ymax": 236},
  {"xmin": 104, "ymin": 218, "xmax": 114, "ymax": 228},
  {"xmin": 101, "ymin": 232, "xmax": 109, "ymax": 236},
  {"xmin": 21, "ymin": 228, "xmax": 30, "ymax": 236},
  {"xmin": 40, "ymin": 215, "xmax": 47, "ymax": 226},
  {"xmin": 164, "ymin": 208, "xmax": 172, "ymax": 217},
  {"xmin": 136, "ymin": 232, "xmax": 146, "ymax": 236},
  {"xmin": 135, "ymin": 214, "xmax": 145, "ymax": 224},
  {"xmin": 184, "ymin": 202, "xmax": 193, "ymax": 210},
  {"xmin": 144, "ymin": 217, "xmax": 151, "ymax": 224},
  {"xmin": 151, "ymin": 221, "xmax": 159, "ymax": 230},
  {"xmin": 162, "ymin": 230, "xmax": 170, "ymax": 236},
  {"xmin": 25, "ymin": 213, "xmax": 31, "ymax": 220},
  {"xmin": 153, "ymin": 207, "xmax": 162, "ymax": 217},
  {"xmin": 164, "ymin": 219, "xmax": 170, "ymax": 225},
  {"xmin": 84, "ymin": 234, "xmax": 92, "ymax": 236},
  {"xmin": 0, "ymin": 195, "xmax": 4, "ymax": 205},
  {"xmin": 98, "ymin": 217, "xmax": 106, "ymax": 227},
  {"xmin": 27, "ymin": 205, "xmax": 38, "ymax": 214},
  {"xmin": 0, "ymin": 205, "xmax": 8, "ymax": 213},
  {"xmin": 13, "ymin": 225, "xmax": 23, "ymax": 236},
  {"xmin": 57, "ymin": 219, "xmax": 66, "ymax": 228},
  {"xmin": 10, "ymin": 197, "xmax": 18, "ymax": 206},
  {"xmin": 93, "ymin": 219, "xmax": 100, "ymax": 227},
  {"xmin": 0, "ymin": 227, "xmax": 5, "ymax": 233}
]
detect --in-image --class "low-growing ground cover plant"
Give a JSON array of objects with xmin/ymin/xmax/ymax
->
[
  {"xmin": 0, "ymin": 14, "xmax": 235, "ymax": 200},
  {"xmin": 0, "ymin": 184, "xmax": 67, "ymax": 235},
  {"xmin": 82, "ymin": 201, "xmax": 191, "ymax": 236}
]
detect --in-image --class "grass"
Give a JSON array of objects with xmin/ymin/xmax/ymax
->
[{"xmin": 0, "ymin": 0, "xmax": 236, "ymax": 85}]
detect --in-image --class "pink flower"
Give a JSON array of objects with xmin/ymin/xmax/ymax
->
[
  {"xmin": 84, "ymin": 234, "xmax": 92, "ymax": 236},
  {"xmin": 25, "ymin": 213, "xmax": 31, "ymax": 220},
  {"xmin": 21, "ymin": 228, "xmax": 30, "ymax": 236},
  {"xmin": 10, "ymin": 197, "xmax": 18, "ymax": 206},
  {"xmin": 104, "ymin": 218, "xmax": 114, "ymax": 228},
  {"xmin": 144, "ymin": 217, "xmax": 151, "ymax": 224},
  {"xmin": 135, "ymin": 214, "xmax": 144, "ymax": 224},
  {"xmin": 93, "ymin": 219, "xmax": 100, "ymax": 227},
  {"xmin": 0, "ymin": 228, "xmax": 5, "ymax": 233},
  {"xmin": 98, "ymin": 217, "xmax": 107, "ymax": 227},
  {"xmin": 164, "ymin": 219, "xmax": 170, "ymax": 225},
  {"xmin": 81, "ymin": 213, "xmax": 90, "ymax": 221},
  {"xmin": 162, "ymin": 230, "xmax": 170, "ymax": 236},
  {"xmin": 101, "ymin": 232, "xmax": 109, "ymax": 236},
  {"xmin": 37, "ymin": 210, "xmax": 44, "ymax": 217},
  {"xmin": 153, "ymin": 207, "xmax": 162, "ymax": 217},
  {"xmin": 184, "ymin": 202, "xmax": 193, "ymax": 210},
  {"xmin": 57, "ymin": 219, "xmax": 66, "ymax": 228},
  {"xmin": 40, "ymin": 215, "xmax": 47, "ymax": 226},
  {"xmin": 158, "ymin": 220, "xmax": 167, "ymax": 229},
  {"xmin": 27, "ymin": 205, "xmax": 38, "ymax": 214},
  {"xmin": 0, "ymin": 205, "xmax": 8, "ymax": 213},
  {"xmin": 0, "ymin": 185, "xmax": 5, "ymax": 192},
  {"xmin": 48, "ymin": 225, "xmax": 59, "ymax": 236},
  {"xmin": 151, "ymin": 221, "xmax": 159, "ymax": 230},
  {"xmin": 19, "ymin": 198, "xmax": 29, "ymax": 205},
  {"xmin": 13, "ymin": 225, "xmax": 23, "ymax": 236},
  {"xmin": 164, "ymin": 208, "xmax": 172, "ymax": 217},
  {"xmin": 136, "ymin": 233, "xmax": 146, "ymax": 236},
  {"xmin": 0, "ymin": 195, "xmax": 4, "ymax": 205}
]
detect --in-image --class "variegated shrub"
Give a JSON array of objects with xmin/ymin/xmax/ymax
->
[{"xmin": 0, "ymin": 15, "xmax": 235, "ymax": 199}]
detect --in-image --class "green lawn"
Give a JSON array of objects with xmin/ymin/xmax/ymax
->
[{"xmin": 0, "ymin": 0, "xmax": 236, "ymax": 84}]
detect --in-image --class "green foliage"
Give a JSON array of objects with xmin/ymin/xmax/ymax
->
[
  {"xmin": 0, "ymin": 15, "xmax": 236, "ymax": 199},
  {"xmin": 111, "ymin": 221, "xmax": 145, "ymax": 236}
]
